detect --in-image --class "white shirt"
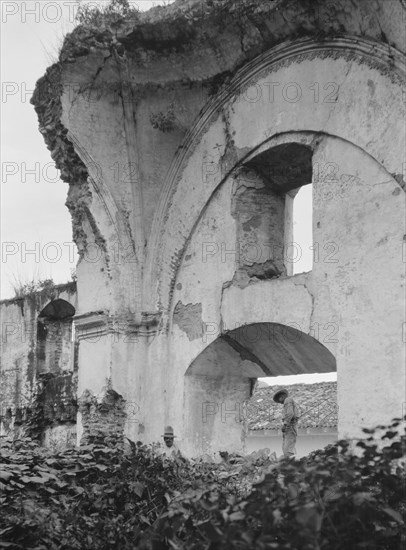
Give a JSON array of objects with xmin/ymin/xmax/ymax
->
[{"xmin": 156, "ymin": 441, "xmax": 182, "ymax": 459}]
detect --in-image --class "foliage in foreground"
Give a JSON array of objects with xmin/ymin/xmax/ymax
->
[{"xmin": 0, "ymin": 419, "xmax": 405, "ymax": 550}]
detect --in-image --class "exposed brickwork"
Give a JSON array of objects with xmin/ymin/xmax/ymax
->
[
  {"xmin": 0, "ymin": 284, "xmax": 77, "ymax": 446},
  {"xmin": 78, "ymin": 389, "xmax": 127, "ymax": 445},
  {"xmin": 231, "ymin": 170, "xmax": 286, "ymax": 286},
  {"xmin": 26, "ymin": 373, "xmax": 77, "ymax": 442}
]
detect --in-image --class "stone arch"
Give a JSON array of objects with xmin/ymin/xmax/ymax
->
[
  {"xmin": 147, "ymin": 37, "xmax": 406, "ymax": 315},
  {"xmin": 183, "ymin": 322, "xmax": 336, "ymax": 456},
  {"xmin": 39, "ymin": 299, "xmax": 75, "ymax": 320},
  {"xmin": 66, "ymin": 132, "xmax": 141, "ymax": 315},
  {"xmin": 168, "ymin": 129, "xmax": 403, "ymax": 324},
  {"xmin": 67, "ymin": 132, "xmax": 133, "ymax": 251},
  {"xmin": 168, "ymin": 127, "xmax": 404, "ymax": 443},
  {"xmin": 30, "ymin": 298, "xmax": 78, "ymax": 447}
]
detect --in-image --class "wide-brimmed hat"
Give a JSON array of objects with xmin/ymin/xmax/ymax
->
[
  {"xmin": 161, "ymin": 425, "xmax": 176, "ymax": 438},
  {"xmin": 273, "ymin": 389, "xmax": 289, "ymax": 402}
]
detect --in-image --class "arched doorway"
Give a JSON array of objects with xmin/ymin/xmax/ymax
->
[
  {"xmin": 34, "ymin": 299, "xmax": 77, "ymax": 447},
  {"xmin": 183, "ymin": 322, "xmax": 336, "ymax": 456}
]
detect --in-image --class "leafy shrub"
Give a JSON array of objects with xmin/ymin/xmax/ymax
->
[
  {"xmin": 0, "ymin": 418, "xmax": 404, "ymax": 549},
  {"xmin": 75, "ymin": 0, "xmax": 139, "ymax": 29},
  {"xmin": 1, "ymin": 436, "xmax": 173, "ymax": 549},
  {"xmin": 150, "ymin": 103, "xmax": 177, "ymax": 133},
  {"xmin": 152, "ymin": 418, "xmax": 405, "ymax": 550},
  {"xmin": 11, "ymin": 277, "xmax": 55, "ymax": 299},
  {"xmin": 0, "ymin": 435, "xmax": 234, "ymax": 549}
]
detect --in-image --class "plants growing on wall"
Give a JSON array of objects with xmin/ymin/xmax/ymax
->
[
  {"xmin": 10, "ymin": 276, "xmax": 55, "ymax": 299},
  {"xmin": 150, "ymin": 103, "xmax": 178, "ymax": 133},
  {"xmin": 75, "ymin": 0, "xmax": 140, "ymax": 28}
]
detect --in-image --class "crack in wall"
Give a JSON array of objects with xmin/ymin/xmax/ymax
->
[{"xmin": 293, "ymin": 276, "xmax": 316, "ymax": 332}]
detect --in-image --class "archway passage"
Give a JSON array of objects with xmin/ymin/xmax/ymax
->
[
  {"xmin": 184, "ymin": 323, "xmax": 336, "ymax": 456},
  {"xmin": 224, "ymin": 323, "xmax": 335, "ymax": 376},
  {"xmin": 39, "ymin": 299, "xmax": 75, "ymax": 321},
  {"xmin": 34, "ymin": 298, "xmax": 78, "ymax": 447}
]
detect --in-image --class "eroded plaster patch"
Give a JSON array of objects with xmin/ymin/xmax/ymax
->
[{"xmin": 173, "ymin": 300, "xmax": 203, "ymax": 341}]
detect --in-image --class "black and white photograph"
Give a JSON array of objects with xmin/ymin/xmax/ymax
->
[{"xmin": 1, "ymin": 1, "xmax": 405, "ymax": 548}]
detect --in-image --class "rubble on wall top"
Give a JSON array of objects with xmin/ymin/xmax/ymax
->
[
  {"xmin": 0, "ymin": 282, "xmax": 77, "ymax": 308},
  {"xmin": 29, "ymin": 0, "xmax": 405, "ymax": 243}
]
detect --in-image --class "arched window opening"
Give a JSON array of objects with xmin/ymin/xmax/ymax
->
[
  {"xmin": 240, "ymin": 143, "xmax": 313, "ymax": 280},
  {"xmin": 39, "ymin": 299, "xmax": 75, "ymax": 320},
  {"xmin": 292, "ymin": 184, "xmax": 313, "ymax": 274}
]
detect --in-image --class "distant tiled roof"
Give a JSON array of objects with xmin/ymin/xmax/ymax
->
[{"xmin": 248, "ymin": 382, "xmax": 337, "ymax": 430}]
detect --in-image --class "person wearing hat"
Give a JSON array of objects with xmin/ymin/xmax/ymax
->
[
  {"xmin": 159, "ymin": 426, "xmax": 183, "ymax": 459},
  {"xmin": 273, "ymin": 389, "xmax": 299, "ymax": 458}
]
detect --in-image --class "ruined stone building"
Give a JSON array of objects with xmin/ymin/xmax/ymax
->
[
  {"xmin": 0, "ymin": 283, "xmax": 78, "ymax": 449},
  {"xmin": 1, "ymin": 0, "xmax": 405, "ymax": 455}
]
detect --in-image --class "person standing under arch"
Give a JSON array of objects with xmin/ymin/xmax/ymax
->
[{"xmin": 273, "ymin": 389, "xmax": 299, "ymax": 458}]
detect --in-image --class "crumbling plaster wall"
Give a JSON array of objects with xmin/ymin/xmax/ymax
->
[
  {"xmin": 32, "ymin": 0, "xmax": 406, "ymax": 317},
  {"xmin": 0, "ymin": 283, "xmax": 78, "ymax": 448},
  {"xmin": 184, "ymin": 374, "xmax": 253, "ymax": 456},
  {"xmin": 162, "ymin": 133, "xmax": 404, "ymax": 453},
  {"xmin": 156, "ymin": 51, "xmax": 405, "ymax": 316},
  {"xmin": 147, "ymin": 53, "xmax": 405, "ymax": 452},
  {"xmin": 31, "ymin": 0, "xmax": 406, "ymax": 452},
  {"xmin": 60, "ymin": 80, "xmax": 207, "ymax": 316}
]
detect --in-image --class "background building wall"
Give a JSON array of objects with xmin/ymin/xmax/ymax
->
[{"xmin": 0, "ymin": 283, "xmax": 78, "ymax": 449}]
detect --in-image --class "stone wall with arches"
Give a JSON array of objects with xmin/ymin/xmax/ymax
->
[
  {"xmin": 161, "ymin": 129, "xmax": 404, "ymax": 453},
  {"xmin": 182, "ymin": 323, "xmax": 336, "ymax": 455},
  {"xmin": 153, "ymin": 41, "xmax": 405, "ymax": 317},
  {"xmin": 32, "ymin": 0, "xmax": 406, "ymax": 453},
  {"xmin": 0, "ymin": 283, "xmax": 78, "ymax": 449}
]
